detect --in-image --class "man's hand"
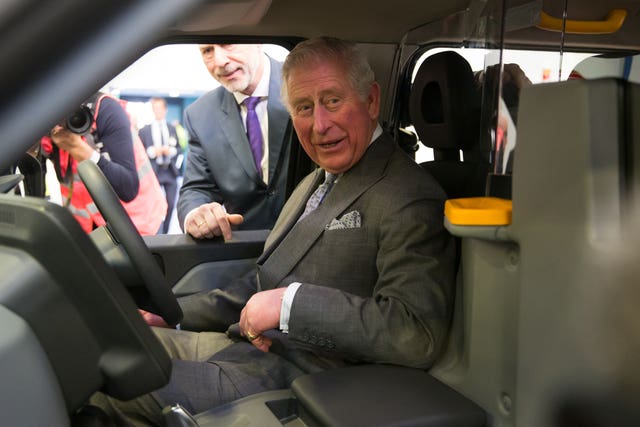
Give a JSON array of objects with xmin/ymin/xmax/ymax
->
[
  {"xmin": 239, "ymin": 288, "xmax": 287, "ymax": 352},
  {"xmin": 50, "ymin": 125, "xmax": 94, "ymax": 161},
  {"xmin": 139, "ymin": 309, "xmax": 171, "ymax": 328},
  {"xmin": 185, "ymin": 202, "xmax": 244, "ymax": 241},
  {"xmin": 152, "ymin": 145, "xmax": 168, "ymax": 157},
  {"xmin": 502, "ymin": 63, "xmax": 532, "ymax": 90}
]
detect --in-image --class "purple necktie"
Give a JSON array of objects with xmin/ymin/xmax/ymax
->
[{"xmin": 244, "ymin": 97, "xmax": 263, "ymax": 178}]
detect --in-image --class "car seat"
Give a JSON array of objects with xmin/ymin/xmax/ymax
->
[
  {"xmin": 406, "ymin": 50, "xmax": 502, "ymax": 422},
  {"xmin": 409, "ymin": 50, "xmax": 491, "ymax": 199}
]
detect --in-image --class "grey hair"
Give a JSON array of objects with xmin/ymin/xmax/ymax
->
[{"xmin": 281, "ymin": 37, "xmax": 375, "ymax": 109}]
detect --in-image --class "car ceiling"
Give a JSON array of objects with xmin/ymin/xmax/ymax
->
[
  {"xmin": 168, "ymin": 0, "xmax": 471, "ymax": 44},
  {"xmin": 170, "ymin": 0, "xmax": 640, "ymax": 50}
]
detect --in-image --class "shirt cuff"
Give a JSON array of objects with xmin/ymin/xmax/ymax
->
[
  {"xmin": 279, "ymin": 282, "xmax": 302, "ymax": 333},
  {"xmin": 89, "ymin": 150, "xmax": 101, "ymax": 164},
  {"xmin": 146, "ymin": 146, "xmax": 157, "ymax": 159},
  {"xmin": 183, "ymin": 208, "xmax": 197, "ymax": 232}
]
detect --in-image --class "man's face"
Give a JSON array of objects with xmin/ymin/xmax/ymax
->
[
  {"xmin": 199, "ymin": 44, "xmax": 264, "ymax": 95},
  {"xmin": 151, "ymin": 100, "xmax": 167, "ymax": 121},
  {"xmin": 286, "ymin": 60, "xmax": 380, "ymax": 174}
]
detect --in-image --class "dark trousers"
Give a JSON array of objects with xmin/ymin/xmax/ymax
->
[
  {"xmin": 157, "ymin": 169, "xmax": 178, "ymax": 234},
  {"xmin": 90, "ymin": 328, "xmax": 300, "ymax": 426}
]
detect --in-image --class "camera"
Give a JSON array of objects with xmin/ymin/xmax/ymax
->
[{"xmin": 64, "ymin": 105, "xmax": 94, "ymax": 134}]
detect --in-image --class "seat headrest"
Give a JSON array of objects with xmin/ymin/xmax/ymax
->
[{"xmin": 409, "ymin": 51, "xmax": 480, "ymax": 152}]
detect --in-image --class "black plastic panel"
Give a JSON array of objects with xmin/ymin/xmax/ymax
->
[
  {"xmin": 0, "ymin": 194, "xmax": 172, "ymax": 410},
  {"xmin": 144, "ymin": 230, "xmax": 269, "ymax": 286},
  {"xmin": 292, "ymin": 365, "xmax": 486, "ymax": 427}
]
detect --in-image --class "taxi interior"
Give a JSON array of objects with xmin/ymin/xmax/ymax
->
[{"xmin": 1, "ymin": 0, "xmax": 640, "ymax": 426}]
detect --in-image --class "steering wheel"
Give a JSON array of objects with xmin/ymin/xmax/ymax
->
[
  {"xmin": 77, "ymin": 159, "xmax": 182, "ymax": 326},
  {"xmin": 0, "ymin": 174, "xmax": 23, "ymax": 193}
]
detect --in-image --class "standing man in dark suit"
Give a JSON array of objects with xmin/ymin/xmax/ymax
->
[
  {"xmin": 177, "ymin": 44, "xmax": 292, "ymax": 240},
  {"xmin": 139, "ymin": 97, "xmax": 182, "ymax": 234},
  {"xmin": 94, "ymin": 37, "xmax": 456, "ymax": 426}
]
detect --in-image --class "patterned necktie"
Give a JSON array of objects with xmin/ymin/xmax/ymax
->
[
  {"xmin": 244, "ymin": 97, "xmax": 263, "ymax": 177},
  {"xmin": 298, "ymin": 173, "xmax": 337, "ymax": 221}
]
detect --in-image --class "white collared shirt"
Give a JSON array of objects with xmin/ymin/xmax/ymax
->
[
  {"xmin": 234, "ymin": 54, "xmax": 271, "ymax": 184},
  {"xmin": 152, "ymin": 120, "xmax": 169, "ymax": 148},
  {"xmin": 149, "ymin": 120, "xmax": 173, "ymax": 164}
]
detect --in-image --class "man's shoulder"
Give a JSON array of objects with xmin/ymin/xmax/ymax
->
[
  {"xmin": 94, "ymin": 95, "xmax": 123, "ymax": 119},
  {"xmin": 267, "ymin": 54, "xmax": 284, "ymax": 72},
  {"xmin": 138, "ymin": 123, "xmax": 152, "ymax": 134},
  {"xmin": 137, "ymin": 124, "xmax": 152, "ymax": 143},
  {"xmin": 186, "ymin": 86, "xmax": 230, "ymax": 113},
  {"xmin": 373, "ymin": 133, "xmax": 447, "ymax": 200}
]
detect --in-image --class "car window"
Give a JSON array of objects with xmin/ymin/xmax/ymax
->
[
  {"xmin": 44, "ymin": 43, "xmax": 290, "ymax": 234},
  {"xmin": 103, "ymin": 44, "xmax": 289, "ymax": 128},
  {"xmin": 570, "ymin": 52, "xmax": 640, "ymax": 82},
  {"xmin": 409, "ymin": 47, "xmax": 597, "ymax": 165}
]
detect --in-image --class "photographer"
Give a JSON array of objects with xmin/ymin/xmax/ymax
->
[{"xmin": 42, "ymin": 92, "xmax": 167, "ymax": 235}]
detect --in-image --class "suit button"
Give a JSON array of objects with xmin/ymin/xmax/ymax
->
[{"xmin": 267, "ymin": 190, "xmax": 275, "ymax": 197}]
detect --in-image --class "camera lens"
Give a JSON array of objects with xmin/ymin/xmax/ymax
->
[{"xmin": 65, "ymin": 105, "xmax": 93, "ymax": 134}]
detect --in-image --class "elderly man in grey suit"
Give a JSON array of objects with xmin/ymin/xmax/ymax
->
[
  {"xmin": 178, "ymin": 44, "xmax": 292, "ymax": 240},
  {"xmin": 96, "ymin": 37, "xmax": 456, "ymax": 426}
]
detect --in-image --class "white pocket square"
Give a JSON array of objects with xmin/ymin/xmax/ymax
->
[{"xmin": 326, "ymin": 210, "xmax": 362, "ymax": 230}]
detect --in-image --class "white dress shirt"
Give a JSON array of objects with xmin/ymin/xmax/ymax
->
[{"xmin": 234, "ymin": 54, "xmax": 271, "ymax": 184}]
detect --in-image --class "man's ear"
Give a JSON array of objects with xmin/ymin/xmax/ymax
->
[{"xmin": 367, "ymin": 82, "xmax": 381, "ymax": 120}]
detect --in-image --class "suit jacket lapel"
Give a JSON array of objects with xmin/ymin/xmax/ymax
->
[
  {"xmin": 219, "ymin": 90, "xmax": 262, "ymax": 183},
  {"xmin": 258, "ymin": 168, "xmax": 323, "ymax": 262},
  {"xmin": 256, "ymin": 133, "xmax": 394, "ymax": 288}
]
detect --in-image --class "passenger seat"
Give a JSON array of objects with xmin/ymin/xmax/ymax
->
[{"xmin": 409, "ymin": 50, "xmax": 490, "ymax": 199}]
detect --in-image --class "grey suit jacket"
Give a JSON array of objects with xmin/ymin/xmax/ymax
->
[
  {"xmin": 177, "ymin": 56, "xmax": 292, "ymax": 230},
  {"xmin": 179, "ymin": 132, "xmax": 456, "ymax": 379}
]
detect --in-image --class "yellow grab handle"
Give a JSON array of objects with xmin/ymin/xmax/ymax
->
[
  {"xmin": 537, "ymin": 9, "xmax": 627, "ymax": 34},
  {"xmin": 444, "ymin": 197, "xmax": 512, "ymax": 226}
]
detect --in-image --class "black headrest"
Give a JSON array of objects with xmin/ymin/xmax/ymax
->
[{"xmin": 409, "ymin": 51, "xmax": 480, "ymax": 152}]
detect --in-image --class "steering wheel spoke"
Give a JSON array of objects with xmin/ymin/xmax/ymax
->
[{"xmin": 77, "ymin": 160, "xmax": 182, "ymax": 326}]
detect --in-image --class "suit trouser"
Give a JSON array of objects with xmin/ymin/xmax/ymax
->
[
  {"xmin": 90, "ymin": 327, "xmax": 236, "ymax": 426},
  {"xmin": 157, "ymin": 170, "xmax": 178, "ymax": 234}
]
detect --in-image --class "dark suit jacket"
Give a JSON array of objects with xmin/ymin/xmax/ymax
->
[
  {"xmin": 177, "ymin": 56, "xmax": 291, "ymax": 231},
  {"xmin": 178, "ymin": 132, "xmax": 457, "ymax": 388},
  {"xmin": 139, "ymin": 121, "xmax": 182, "ymax": 180}
]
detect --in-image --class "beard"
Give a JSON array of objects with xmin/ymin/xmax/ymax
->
[{"xmin": 216, "ymin": 65, "xmax": 252, "ymax": 93}]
